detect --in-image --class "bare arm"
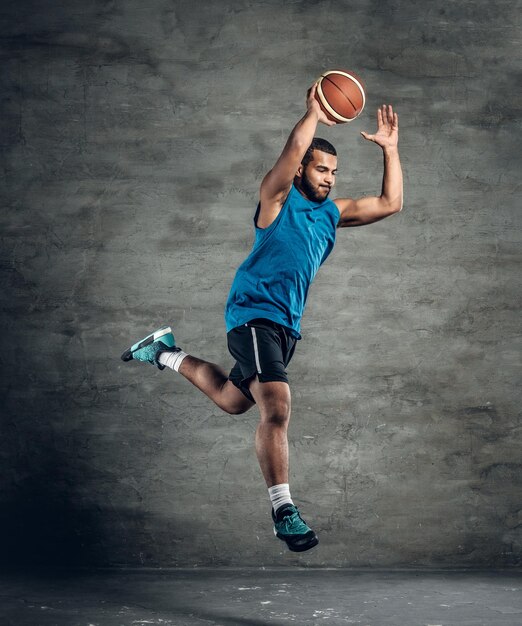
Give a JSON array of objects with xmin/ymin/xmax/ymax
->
[
  {"xmin": 257, "ymin": 83, "xmax": 335, "ymax": 229},
  {"xmin": 335, "ymin": 104, "xmax": 403, "ymax": 227}
]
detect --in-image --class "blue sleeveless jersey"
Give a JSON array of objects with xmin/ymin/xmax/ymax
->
[{"xmin": 224, "ymin": 184, "xmax": 340, "ymax": 339}]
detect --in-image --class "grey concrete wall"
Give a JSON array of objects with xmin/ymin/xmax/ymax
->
[{"xmin": 1, "ymin": 0, "xmax": 520, "ymax": 568}]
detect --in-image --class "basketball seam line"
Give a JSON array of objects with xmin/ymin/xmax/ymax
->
[
  {"xmin": 320, "ymin": 70, "xmax": 366, "ymax": 110},
  {"xmin": 322, "ymin": 76, "xmax": 358, "ymax": 114}
]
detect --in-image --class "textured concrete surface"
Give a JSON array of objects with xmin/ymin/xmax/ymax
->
[
  {"xmin": 1, "ymin": 0, "xmax": 521, "ymax": 567},
  {"xmin": 1, "ymin": 569, "xmax": 521, "ymax": 626}
]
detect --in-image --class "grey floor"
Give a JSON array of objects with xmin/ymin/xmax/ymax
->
[{"xmin": 1, "ymin": 568, "xmax": 521, "ymax": 626}]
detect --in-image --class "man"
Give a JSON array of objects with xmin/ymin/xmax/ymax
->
[{"xmin": 121, "ymin": 82, "xmax": 403, "ymax": 552}]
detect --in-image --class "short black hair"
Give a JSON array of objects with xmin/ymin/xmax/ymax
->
[{"xmin": 301, "ymin": 137, "xmax": 337, "ymax": 168}]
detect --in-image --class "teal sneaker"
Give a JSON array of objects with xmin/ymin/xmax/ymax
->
[
  {"xmin": 272, "ymin": 504, "xmax": 319, "ymax": 552},
  {"xmin": 121, "ymin": 326, "xmax": 178, "ymax": 370}
]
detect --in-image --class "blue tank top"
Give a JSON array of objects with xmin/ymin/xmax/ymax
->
[{"xmin": 224, "ymin": 184, "xmax": 340, "ymax": 339}]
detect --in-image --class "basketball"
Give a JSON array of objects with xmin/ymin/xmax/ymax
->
[{"xmin": 314, "ymin": 69, "xmax": 366, "ymax": 123}]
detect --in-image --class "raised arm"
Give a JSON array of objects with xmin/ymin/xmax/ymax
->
[
  {"xmin": 257, "ymin": 83, "xmax": 336, "ymax": 229},
  {"xmin": 334, "ymin": 104, "xmax": 403, "ymax": 227}
]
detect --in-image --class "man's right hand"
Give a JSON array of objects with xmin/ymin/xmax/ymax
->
[
  {"xmin": 258, "ymin": 81, "xmax": 335, "ymax": 229},
  {"xmin": 307, "ymin": 82, "xmax": 337, "ymax": 127}
]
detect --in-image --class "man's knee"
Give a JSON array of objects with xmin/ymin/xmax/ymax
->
[
  {"xmin": 250, "ymin": 379, "xmax": 291, "ymax": 426},
  {"xmin": 260, "ymin": 409, "xmax": 290, "ymax": 428},
  {"xmin": 226, "ymin": 383, "xmax": 291, "ymax": 419}
]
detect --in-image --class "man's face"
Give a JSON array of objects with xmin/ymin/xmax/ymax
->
[{"xmin": 297, "ymin": 150, "xmax": 338, "ymax": 202}]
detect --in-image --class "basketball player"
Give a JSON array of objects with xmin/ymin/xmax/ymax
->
[{"xmin": 122, "ymin": 82, "xmax": 403, "ymax": 552}]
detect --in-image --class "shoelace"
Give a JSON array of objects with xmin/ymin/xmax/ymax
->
[{"xmin": 280, "ymin": 511, "xmax": 310, "ymax": 534}]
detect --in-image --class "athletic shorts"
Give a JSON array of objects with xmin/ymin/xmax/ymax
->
[{"xmin": 227, "ymin": 318, "xmax": 298, "ymax": 403}]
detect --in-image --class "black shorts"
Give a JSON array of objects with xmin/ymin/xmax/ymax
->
[{"xmin": 227, "ymin": 318, "xmax": 298, "ymax": 403}]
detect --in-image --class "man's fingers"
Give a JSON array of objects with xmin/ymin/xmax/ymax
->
[
  {"xmin": 377, "ymin": 107, "xmax": 383, "ymax": 127},
  {"xmin": 393, "ymin": 112, "xmax": 399, "ymax": 129},
  {"xmin": 360, "ymin": 131, "xmax": 374, "ymax": 142},
  {"xmin": 306, "ymin": 83, "xmax": 316, "ymax": 102},
  {"xmin": 380, "ymin": 104, "xmax": 389, "ymax": 126}
]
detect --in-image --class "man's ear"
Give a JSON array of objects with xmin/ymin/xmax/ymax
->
[{"xmin": 295, "ymin": 164, "xmax": 303, "ymax": 179}]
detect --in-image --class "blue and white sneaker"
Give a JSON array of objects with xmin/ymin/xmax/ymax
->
[
  {"xmin": 121, "ymin": 326, "xmax": 178, "ymax": 370},
  {"xmin": 272, "ymin": 504, "xmax": 319, "ymax": 552}
]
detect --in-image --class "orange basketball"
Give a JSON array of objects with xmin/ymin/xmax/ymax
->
[{"xmin": 314, "ymin": 69, "xmax": 366, "ymax": 123}]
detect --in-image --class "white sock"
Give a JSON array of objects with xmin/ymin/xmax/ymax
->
[
  {"xmin": 158, "ymin": 349, "xmax": 188, "ymax": 372},
  {"xmin": 268, "ymin": 483, "xmax": 294, "ymax": 513}
]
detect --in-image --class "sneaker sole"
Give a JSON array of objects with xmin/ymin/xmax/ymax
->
[
  {"xmin": 273, "ymin": 527, "xmax": 319, "ymax": 552},
  {"xmin": 121, "ymin": 326, "xmax": 174, "ymax": 362}
]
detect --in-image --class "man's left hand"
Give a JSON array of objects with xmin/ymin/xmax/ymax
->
[{"xmin": 361, "ymin": 104, "xmax": 399, "ymax": 149}]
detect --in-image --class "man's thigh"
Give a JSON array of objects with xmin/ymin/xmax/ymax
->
[
  {"xmin": 248, "ymin": 379, "xmax": 291, "ymax": 420},
  {"xmin": 227, "ymin": 320, "xmax": 295, "ymax": 404}
]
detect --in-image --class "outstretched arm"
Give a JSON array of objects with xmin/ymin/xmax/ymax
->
[
  {"xmin": 257, "ymin": 83, "xmax": 336, "ymax": 229},
  {"xmin": 334, "ymin": 104, "xmax": 403, "ymax": 227}
]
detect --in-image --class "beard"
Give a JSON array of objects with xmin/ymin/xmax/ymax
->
[{"xmin": 300, "ymin": 171, "xmax": 331, "ymax": 203}]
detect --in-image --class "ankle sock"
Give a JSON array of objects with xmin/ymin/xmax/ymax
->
[
  {"xmin": 268, "ymin": 483, "xmax": 294, "ymax": 513},
  {"xmin": 158, "ymin": 348, "xmax": 188, "ymax": 372}
]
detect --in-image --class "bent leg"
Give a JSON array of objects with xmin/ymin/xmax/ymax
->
[
  {"xmin": 178, "ymin": 355, "xmax": 254, "ymax": 415},
  {"xmin": 248, "ymin": 378, "xmax": 291, "ymax": 487}
]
